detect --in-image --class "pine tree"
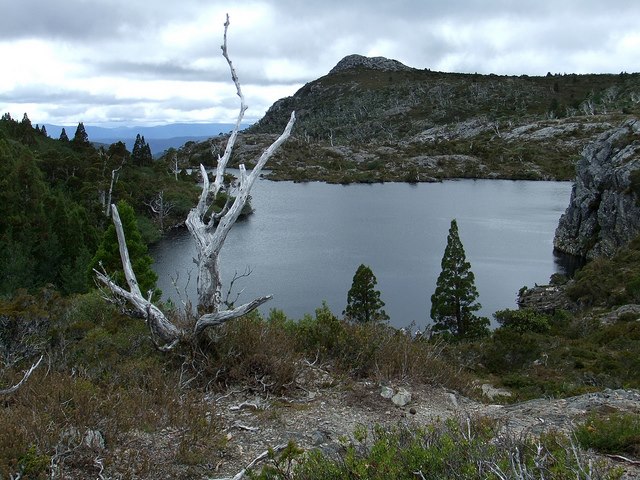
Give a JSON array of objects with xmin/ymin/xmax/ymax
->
[
  {"xmin": 132, "ymin": 134, "xmax": 143, "ymax": 165},
  {"xmin": 132, "ymin": 134, "xmax": 153, "ymax": 166},
  {"xmin": 430, "ymin": 219, "xmax": 489, "ymax": 339},
  {"xmin": 72, "ymin": 122, "xmax": 89, "ymax": 145},
  {"xmin": 88, "ymin": 200, "xmax": 159, "ymax": 298},
  {"xmin": 59, "ymin": 128, "xmax": 69, "ymax": 142},
  {"xmin": 344, "ymin": 264, "xmax": 389, "ymax": 323},
  {"xmin": 142, "ymin": 141, "xmax": 153, "ymax": 165}
]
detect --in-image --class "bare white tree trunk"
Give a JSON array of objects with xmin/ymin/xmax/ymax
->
[
  {"xmin": 0, "ymin": 355, "xmax": 43, "ymax": 395},
  {"xmin": 105, "ymin": 163, "xmax": 123, "ymax": 217},
  {"xmin": 187, "ymin": 14, "xmax": 295, "ymax": 314},
  {"xmin": 94, "ymin": 14, "xmax": 295, "ymax": 348}
]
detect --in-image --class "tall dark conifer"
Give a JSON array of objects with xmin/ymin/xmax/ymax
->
[
  {"xmin": 73, "ymin": 122, "xmax": 90, "ymax": 144},
  {"xmin": 430, "ymin": 219, "xmax": 489, "ymax": 339},
  {"xmin": 59, "ymin": 128, "xmax": 69, "ymax": 142},
  {"xmin": 132, "ymin": 134, "xmax": 153, "ymax": 166}
]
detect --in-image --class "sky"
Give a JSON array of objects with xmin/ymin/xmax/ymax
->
[{"xmin": 1, "ymin": 0, "xmax": 639, "ymax": 128}]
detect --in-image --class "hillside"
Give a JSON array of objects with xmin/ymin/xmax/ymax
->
[{"xmin": 175, "ymin": 55, "xmax": 640, "ymax": 183}]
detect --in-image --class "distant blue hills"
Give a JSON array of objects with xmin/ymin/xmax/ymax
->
[{"xmin": 43, "ymin": 122, "xmax": 252, "ymax": 156}]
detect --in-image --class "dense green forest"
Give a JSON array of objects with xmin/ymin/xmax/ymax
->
[{"xmin": 0, "ymin": 113, "xmax": 199, "ymax": 297}]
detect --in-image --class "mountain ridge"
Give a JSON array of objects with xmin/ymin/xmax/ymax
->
[{"xmin": 176, "ymin": 54, "xmax": 639, "ymax": 183}]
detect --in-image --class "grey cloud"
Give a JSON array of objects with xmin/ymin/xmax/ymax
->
[
  {"xmin": 0, "ymin": 85, "xmax": 144, "ymax": 106},
  {"xmin": 0, "ymin": 0, "xmax": 203, "ymax": 41},
  {"xmin": 92, "ymin": 59, "xmax": 308, "ymax": 86}
]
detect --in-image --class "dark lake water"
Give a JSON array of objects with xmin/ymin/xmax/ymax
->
[{"xmin": 150, "ymin": 178, "xmax": 573, "ymax": 330}]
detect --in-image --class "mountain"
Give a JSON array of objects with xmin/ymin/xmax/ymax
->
[
  {"xmin": 43, "ymin": 122, "xmax": 251, "ymax": 155},
  {"xmin": 185, "ymin": 55, "xmax": 639, "ymax": 183}
]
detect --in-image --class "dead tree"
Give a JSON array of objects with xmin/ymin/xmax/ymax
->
[
  {"xmin": 94, "ymin": 15, "xmax": 295, "ymax": 348},
  {"xmin": 145, "ymin": 190, "xmax": 175, "ymax": 231}
]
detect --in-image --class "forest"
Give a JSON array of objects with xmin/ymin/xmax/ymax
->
[{"xmin": 0, "ymin": 112, "xmax": 200, "ymax": 297}]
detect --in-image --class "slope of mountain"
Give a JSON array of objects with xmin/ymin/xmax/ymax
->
[{"xmin": 179, "ymin": 55, "xmax": 639, "ymax": 183}]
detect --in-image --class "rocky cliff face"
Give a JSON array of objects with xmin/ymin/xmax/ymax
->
[{"xmin": 554, "ymin": 119, "xmax": 640, "ymax": 259}]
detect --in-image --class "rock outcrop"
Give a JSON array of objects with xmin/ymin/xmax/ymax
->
[
  {"xmin": 517, "ymin": 284, "xmax": 576, "ymax": 314},
  {"xmin": 328, "ymin": 54, "xmax": 414, "ymax": 74},
  {"xmin": 554, "ymin": 119, "xmax": 640, "ymax": 259}
]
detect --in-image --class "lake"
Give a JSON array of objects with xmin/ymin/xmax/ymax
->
[{"xmin": 150, "ymin": 178, "xmax": 573, "ymax": 330}]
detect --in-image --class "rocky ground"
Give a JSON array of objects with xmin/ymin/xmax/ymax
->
[
  {"xmin": 205, "ymin": 371, "xmax": 640, "ymax": 479},
  {"xmin": 94, "ymin": 361, "xmax": 640, "ymax": 479}
]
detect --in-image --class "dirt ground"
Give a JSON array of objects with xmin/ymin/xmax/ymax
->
[{"xmin": 61, "ymin": 363, "xmax": 640, "ymax": 479}]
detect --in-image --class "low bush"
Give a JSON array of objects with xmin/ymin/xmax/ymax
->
[
  {"xmin": 250, "ymin": 418, "xmax": 622, "ymax": 479},
  {"xmin": 494, "ymin": 308, "xmax": 551, "ymax": 333},
  {"xmin": 576, "ymin": 411, "xmax": 640, "ymax": 456}
]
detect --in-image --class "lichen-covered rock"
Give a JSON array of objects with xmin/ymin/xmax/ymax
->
[
  {"xmin": 554, "ymin": 119, "xmax": 640, "ymax": 259},
  {"xmin": 391, "ymin": 388, "xmax": 412, "ymax": 407},
  {"xmin": 517, "ymin": 284, "xmax": 577, "ymax": 314}
]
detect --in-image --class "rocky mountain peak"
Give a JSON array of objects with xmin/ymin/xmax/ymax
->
[{"xmin": 328, "ymin": 54, "xmax": 414, "ymax": 74}]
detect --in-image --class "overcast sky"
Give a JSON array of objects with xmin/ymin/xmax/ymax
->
[{"xmin": 1, "ymin": 0, "xmax": 639, "ymax": 127}]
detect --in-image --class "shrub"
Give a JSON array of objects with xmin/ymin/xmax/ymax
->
[
  {"xmin": 482, "ymin": 328, "xmax": 544, "ymax": 374},
  {"xmin": 576, "ymin": 412, "xmax": 640, "ymax": 456},
  {"xmin": 494, "ymin": 308, "xmax": 551, "ymax": 333},
  {"xmin": 251, "ymin": 418, "xmax": 621, "ymax": 479}
]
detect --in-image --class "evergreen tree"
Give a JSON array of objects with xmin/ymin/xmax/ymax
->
[
  {"xmin": 72, "ymin": 122, "xmax": 90, "ymax": 145},
  {"xmin": 19, "ymin": 113, "xmax": 35, "ymax": 145},
  {"xmin": 59, "ymin": 128, "xmax": 69, "ymax": 142},
  {"xmin": 142, "ymin": 141, "xmax": 153, "ymax": 165},
  {"xmin": 430, "ymin": 219, "xmax": 489, "ymax": 339},
  {"xmin": 132, "ymin": 134, "xmax": 153, "ymax": 166},
  {"xmin": 132, "ymin": 134, "xmax": 143, "ymax": 165},
  {"xmin": 40, "ymin": 125, "xmax": 48, "ymax": 137},
  {"xmin": 21, "ymin": 113, "xmax": 32, "ymax": 128},
  {"xmin": 88, "ymin": 200, "xmax": 159, "ymax": 298},
  {"xmin": 344, "ymin": 264, "xmax": 389, "ymax": 323}
]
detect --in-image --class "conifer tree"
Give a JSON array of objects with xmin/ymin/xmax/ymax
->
[
  {"xmin": 59, "ymin": 128, "xmax": 69, "ymax": 142},
  {"xmin": 430, "ymin": 219, "xmax": 489, "ymax": 339},
  {"xmin": 89, "ymin": 200, "xmax": 159, "ymax": 298},
  {"xmin": 142, "ymin": 141, "xmax": 153, "ymax": 165},
  {"xmin": 344, "ymin": 264, "xmax": 389, "ymax": 323},
  {"xmin": 72, "ymin": 122, "xmax": 90, "ymax": 145},
  {"xmin": 132, "ymin": 134, "xmax": 142, "ymax": 163},
  {"xmin": 132, "ymin": 134, "xmax": 153, "ymax": 166}
]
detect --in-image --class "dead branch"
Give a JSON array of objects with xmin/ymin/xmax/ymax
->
[
  {"xmin": 0, "ymin": 355, "xmax": 43, "ymax": 395},
  {"xmin": 212, "ymin": 443, "xmax": 287, "ymax": 480},
  {"xmin": 224, "ymin": 266, "xmax": 253, "ymax": 308},
  {"xmin": 605, "ymin": 454, "xmax": 640, "ymax": 466}
]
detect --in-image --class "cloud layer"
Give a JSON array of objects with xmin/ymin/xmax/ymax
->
[{"xmin": 2, "ymin": 0, "xmax": 638, "ymax": 126}]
